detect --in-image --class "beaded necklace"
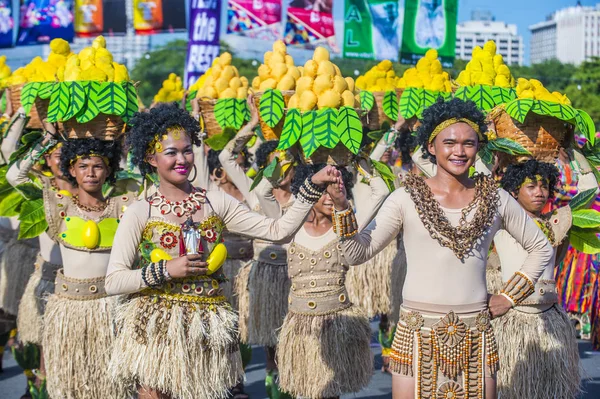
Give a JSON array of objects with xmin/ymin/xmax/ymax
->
[{"xmin": 149, "ymin": 187, "xmax": 206, "ymax": 218}]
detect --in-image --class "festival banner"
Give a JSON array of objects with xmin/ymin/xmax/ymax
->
[
  {"xmin": 74, "ymin": 0, "xmax": 103, "ymax": 36},
  {"xmin": 133, "ymin": 0, "xmax": 163, "ymax": 34},
  {"xmin": 284, "ymin": 0, "xmax": 335, "ymax": 47},
  {"xmin": 17, "ymin": 0, "xmax": 75, "ymax": 45},
  {"xmin": 185, "ymin": 0, "xmax": 221, "ymax": 88},
  {"xmin": 400, "ymin": 0, "xmax": 458, "ymax": 66},
  {"xmin": 227, "ymin": 0, "xmax": 282, "ymax": 41},
  {"xmin": 343, "ymin": 0, "xmax": 400, "ymax": 61},
  {"xmin": 0, "ymin": 1, "xmax": 14, "ymax": 48}
]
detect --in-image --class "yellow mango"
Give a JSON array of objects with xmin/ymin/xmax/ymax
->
[
  {"xmin": 240, "ymin": 76, "xmax": 249, "ymax": 87},
  {"xmin": 333, "ymin": 64, "xmax": 342, "ymax": 77},
  {"xmin": 313, "ymin": 73, "xmax": 333, "ymax": 95},
  {"xmin": 318, "ymin": 90, "xmax": 341, "ymax": 109},
  {"xmin": 82, "ymin": 220, "xmax": 100, "ymax": 250},
  {"xmin": 519, "ymin": 89, "xmax": 535, "ymax": 99},
  {"xmin": 92, "ymin": 35, "xmax": 106, "ymax": 49},
  {"xmin": 496, "ymin": 64, "xmax": 511, "ymax": 78},
  {"xmin": 493, "ymin": 54, "xmax": 504, "ymax": 69},
  {"xmin": 285, "ymin": 54, "xmax": 295, "ymax": 67},
  {"xmin": 113, "ymin": 63, "xmax": 129, "ymax": 82},
  {"xmin": 416, "ymin": 57, "xmax": 431, "ymax": 72},
  {"xmin": 425, "ymin": 48, "xmax": 438, "ymax": 60},
  {"xmin": 150, "ymin": 248, "xmax": 172, "ymax": 263},
  {"xmin": 258, "ymin": 64, "xmax": 271, "ymax": 80},
  {"xmin": 377, "ymin": 60, "xmax": 393, "ymax": 71},
  {"xmin": 430, "ymin": 59, "xmax": 442, "ymax": 75},
  {"xmin": 345, "ymin": 77, "xmax": 355, "ymax": 92},
  {"xmin": 211, "ymin": 64, "xmax": 222, "ymax": 79},
  {"xmin": 78, "ymin": 47, "xmax": 96, "ymax": 61},
  {"xmin": 263, "ymin": 51, "xmax": 273, "ymax": 65},
  {"xmin": 494, "ymin": 75, "xmax": 510, "ymax": 88},
  {"xmin": 50, "ymin": 38, "xmax": 71, "ymax": 56},
  {"xmin": 288, "ymin": 93, "xmax": 300, "ymax": 109},
  {"xmin": 299, "ymin": 90, "xmax": 317, "ymax": 111},
  {"xmin": 483, "ymin": 40, "xmax": 497, "ymax": 55},
  {"xmin": 272, "ymin": 63, "xmax": 288, "ymax": 79},
  {"xmin": 252, "ymin": 76, "xmax": 261, "ymax": 90},
  {"xmin": 259, "ymin": 78, "xmax": 278, "ymax": 91},
  {"xmin": 341, "ymin": 90, "xmax": 355, "ymax": 107},
  {"xmin": 317, "ymin": 60, "xmax": 336, "ymax": 76},
  {"xmin": 206, "ymin": 243, "xmax": 228, "ymax": 275},
  {"xmin": 273, "ymin": 40, "xmax": 287, "ymax": 55},
  {"xmin": 355, "ymin": 76, "xmax": 366, "ymax": 90},
  {"xmin": 286, "ymin": 66, "xmax": 301, "ymax": 80},
  {"xmin": 221, "ymin": 66, "xmax": 236, "ymax": 81},
  {"xmin": 296, "ymin": 76, "xmax": 314, "ymax": 95},
  {"xmin": 204, "ymin": 86, "xmax": 218, "ymax": 99},
  {"xmin": 276, "ymin": 75, "xmax": 295, "ymax": 91},
  {"xmin": 229, "ymin": 77, "xmax": 242, "ymax": 90},
  {"xmin": 80, "ymin": 58, "xmax": 95, "ymax": 71},
  {"xmin": 332, "ymin": 75, "xmax": 348, "ymax": 93},
  {"xmin": 219, "ymin": 88, "xmax": 237, "ymax": 99},
  {"xmin": 58, "ymin": 189, "xmax": 72, "ymax": 197},
  {"xmin": 268, "ymin": 52, "xmax": 285, "ymax": 68},
  {"xmin": 48, "ymin": 53, "xmax": 67, "ymax": 69},
  {"xmin": 313, "ymin": 47, "xmax": 330, "ymax": 63},
  {"xmin": 214, "ymin": 77, "xmax": 230, "ymax": 92},
  {"xmin": 237, "ymin": 87, "xmax": 248, "ymax": 99},
  {"xmin": 95, "ymin": 48, "xmax": 113, "ymax": 65},
  {"xmin": 303, "ymin": 60, "xmax": 318, "ymax": 78},
  {"xmin": 220, "ymin": 52, "xmax": 232, "ymax": 66}
]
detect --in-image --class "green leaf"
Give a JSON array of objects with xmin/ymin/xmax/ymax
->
[
  {"xmin": 505, "ymin": 99, "xmax": 534, "ymax": 124},
  {"xmin": 314, "ymin": 108, "xmax": 339, "ymax": 149},
  {"xmin": 454, "ymin": 86, "xmax": 470, "ymax": 102},
  {"xmin": 491, "ymin": 87, "xmax": 516, "ymax": 106},
  {"xmin": 300, "ymin": 111, "xmax": 319, "ymax": 157},
  {"xmin": 46, "ymin": 82, "xmax": 70, "ymax": 122},
  {"xmin": 15, "ymin": 183, "xmax": 42, "ymax": 200},
  {"xmin": 572, "ymin": 209, "xmax": 600, "ymax": 229},
  {"xmin": 214, "ymin": 98, "xmax": 233, "ymax": 129},
  {"xmin": 77, "ymin": 82, "xmax": 101, "ymax": 123},
  {"xmin": 421, "ymin": 89, "xmax": 439, "ymax": 110},
  {"xmin": 263, "ymin": 157, "xmax": 279, "ymax": 178},
  {"xmin": 575, "ymin": 109, "xmax": 596, "ymax": 147},
  {"xmin": 186, "ymin": 90, "xmax": 197, "ymax": 113},
  {"xmin": 359, "ymin": 91, "xmax": 375, "ymax": 111},
  {"xmin": 0, "ymin": 190, "xmax": 25, "ymax": 217},
  {"xmin": 487, "ymin": 138, "xmax": 531, "ymax": 155},
  {"xmin": 259, "ymin": 89, "xmax": 285, "ymax": 128},
  {"xmin": 238, "ymin": 98, "xmax": 251, "ymax": 122},
  {"xmin": 479, "ymin": 145, "xmax": 494, "ymax": 165},
  {"xmin": 278, "ymin": 108, "xmax": 302, "ymax": 150},
  {"xmin": 548, "ymin": 102, "xmax": 576, "ymax": 121},
  {"xmin": 123, "ymin": 83, "xmax": 138, "ymax": 123},
  {"xmin": 20, "ymin": 82, "xmax": 40, "ymax": 115},
  {"xmin": 62, "ymin": 81, "xmax": 88, "ymax": 121},
  {"xmin": 18, "ymin": 198, "xmax": 47, "ymax": 240},
  {"xmin": 440, "ymin": 91, "xmax": 453, "ymax": 101},
  {"xmin": 37, "ymin": 82, "xmax": 53, "ymax": 100},
  {"xmin": 382, "ymin": 90, "xmax": 398, "ymax": 121},
  {"xmin": 399, "ymin": 88, "xmax": 422, "ymax": 119},
  {"xmin": 249, "ymin": 167, "xmax": 264, "ymax": 192},
  {"xmin": 229, "ymin": 98, "xmax": 245, "ymax": 129},
  {"xmin": 337, "ymin": 106, "xmax": 363, "ymax": 155},
  {"xmin": 97, "ymin": 82, "xmax": 127, "ymax": 116},
  {"xmin": 372, "ymin": 159, "xmax": 395, "ymax": 192},
  {"xmin": 570, "ymin": 226, "xmax": 600, "ymax": 254},
  {"xmin": 569, "ymin": 188, "xmax": 598, "ymax": 211},
  {"xmin": 204, "ymin": 126, "xmax": 236, "ymax": 150},
  {"xmin": 468, "ymin": 85, "xmax": 495, "ymax": 111}
]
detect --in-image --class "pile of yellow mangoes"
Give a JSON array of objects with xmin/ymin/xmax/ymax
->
[
  {"xmin": 4, "ymin": 39, "xmax": 71, "ymax": 84},
  {"xmin": 288, "ymin": 47, "xmax": 358, "ymax": 111},
  {"xmin": 251, "ymin": 40, "xmax": 300, "ymax": 92},
  {"xmin": 456, "ymin": 41, "xmax": 515, "ymax": 88},
  {"xmin": 0, "ymin": 56, "xmax": 11, "ymax": 87},
  {"xmin": 515, "ymin": 78, "xmax": 571, "ymax": 104},
  {"xmin": 192, "ymin": 52, "xmax": 249, "ymax": 100},
  {"xmin": 355, "ymin": 60, "xmax": 399, "ymax": 92},
  {"xmin": 397, "ymin": 49, "xmax": 452, "ymax": 92},
  {"xmin": 62, "ymin": 36, "xmax": 129, "ymax": 82},
  {"xmin": 154, "ymin": 73, "xmax": 184, "ymax": 103}
]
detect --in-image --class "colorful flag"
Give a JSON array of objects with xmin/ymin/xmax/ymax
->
[
  {"xmin": 74, "ymin": 0, "xmax": 103, "ymax": 36},
  {"xmin": 17, "ymin": 0, "xmax": 75, "ymax": 45},
  {"xmin": 133, "ymin": 0, "xmax": 163, "ymax": 34},
  {"xmin": 283, "ymin": 0, "xmax": 335, "ymax": 47},
  {"xmin": 0, "ymin": 1, "xmax": 14, "ymax": 48},
  {"xmin": 343, "ymin": 0, "xmax": 400, "ymax": 61},
  {"xmin": 227, "ymin": 0, "xmax": 282, "ymax": 41},
  {"xmin": 185, "ymin": 0, "xmax": 222, "ymax": 88},
  {"xmin": 400, "ymin": 0, "xmax": 458, "ymax": 66}
]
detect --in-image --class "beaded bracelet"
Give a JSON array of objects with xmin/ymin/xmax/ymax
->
[
  {"xmin": 500, "ymin": 271, "xmax": 535, "ymax": 306},
  {"xmin": 332, "ymin": 207, "xmax": 358, "ymax": 239},
  {"xmin": 297, "ymin": 177, "xmax": 325, "ymax": 204},
  {"xmin": 142, "ymin": 261, "xmax": 168, "ymax": 288}
]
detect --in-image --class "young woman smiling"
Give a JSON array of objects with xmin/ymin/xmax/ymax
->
[
  {"xmin": 105, "ymin": 104, "xmax": 339, "ymax": 399},
  {"xmin": 326, "ymin": 99, "xmax": 553, "ymax": 399}
]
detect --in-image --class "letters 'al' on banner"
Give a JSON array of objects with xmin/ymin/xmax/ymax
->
[
  {"xmin": 227, "ymin": 0, "xmax": 282, "ymax": 41},
  {"xmin": 400, "ymin": 0, "xmax": 457, "ymax": 67},
  {"xmin": 343, "ymin": 0, "xmax": 400, "ymax": 61},
  {"xmin": 17, "ymin": 0, "xmax": 75, "ymax": 45},
  {"xmin": 284, "ymin": 0, "xmax": 334, "ymax": 47},
  {"xmin": 0, "ymin": 1, "xmax": 14, "ymax": 48},
  {"xmin": 185, "ymin": 0, "xmax": 221, "ymax": 88}
]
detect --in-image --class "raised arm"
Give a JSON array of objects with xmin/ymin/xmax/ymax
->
[
  {"xmin": 6, "ymin": 127, "xmax": 56, "ymax": 187},
  {"xmin": 352, "ymin": 161, "xmax": 390, "ymax": 230},
  {"xmin": 1, "ymin": 109, "xmax": 26, "ymax": 165},
  {"xmin": 254, "ymin": 177, "xmax": 286, "ymax": 218}
]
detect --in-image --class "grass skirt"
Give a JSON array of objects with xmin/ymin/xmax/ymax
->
[
  {"xmin": 221, "ymin": 258, "xmax": 247, "ymax": 310},
  {"xmin": 346, "ymin": 241, "xmax": 396, "ymax": 317},
  {"xmin": 247, "ymin": 261, "xmax": 290, "ymax": 346},
  {"xmin": 0, "ymin": 239, "xmax": 38, "ymax": 316},
  {"xmin": 277, "ymin": 305, "xmax": 373, "ymax": 398},
  {"xmin": 17, "ymin": 266, "xmax": 42, "ymax": 345},
  {"xmin": 43, "ymin": 293, "xmax": 128, "ymax": 399},
  {"xmin": 110, "ymin": 294, "xmax": 243, "ymax": 399},
  {"xmin": 234, "ymin": 262, "xmax": 252, "ymax": 343},
  {"xmin": 492, "ymin": 305, "xmax": 581, "ymax": 399}
]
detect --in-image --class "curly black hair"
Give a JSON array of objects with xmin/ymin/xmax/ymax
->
[
  {"xmin": 416, "ymin": 98, "xmax": 488, "ymax": 164},
  {"xmin": 395, "ymin": 131, "xmax": 417, "ymax": 167},
  {"xmin": 255, "ymin": 140, "xmax": 279, "ymax": 169},
  {"xmin": 125, "ymin": 103, "xmax": 202, "ymax": 177},
  {"xmin": 291, "ymin": 163, "xmax": 354, "ymax": 201},
  {"xmin": 207, "ymin": 149, "xmax": 250, "ymax": 175},
  {"xmin": 500, "ymin": 159, "xmax": 560, "ymax": 199},
  {"xmin": 59, "ymin": 138, "xmax": 122, "ymax": 186}
]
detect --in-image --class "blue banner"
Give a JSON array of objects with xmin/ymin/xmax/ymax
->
[
  {"xmin": 0, "ymin": 1, "xmax": 14, "ymax": 48},
  {"xmin": 17, "ymin": 0, "xmax": 75, "ymax": 46},
  {"xmin": 185, "ymin": 0, "xmax": 221, "ymax": 88}
]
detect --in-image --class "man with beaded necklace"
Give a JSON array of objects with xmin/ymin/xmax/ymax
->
[{"xmin": 326, "ymin": 98, "xmax": 553, "ymax": 399}]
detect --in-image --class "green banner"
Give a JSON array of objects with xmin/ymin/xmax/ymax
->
[
  {"xmin": 343, "ymin": 0, "xmax": 400, "ymax": 61},
  {"xmin": 400, "ymin": 0, "xmax": 458, "ymax": 67}
]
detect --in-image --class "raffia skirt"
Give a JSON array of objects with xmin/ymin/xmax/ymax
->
[
  {"xmin": 110, "ymin": 282, "xmax": 243, "ymax": 399},
  {"xmin": 346, "ymin": 240, "xmax": 397, "ymax": 317},
  {"xmin": 0, "ymin": 238, "xmax": 38, "ymax": 316},
  {"xmin": 492, "ymin": 304, "xmax": 581, "ymax": 399},
  {"xmin": 221, "ymin": 239, "xmax": 254, "ymax": 311},
  {"xmin": 235, "ymin": 262, "xmax": 252, "ymax": 343},
  {"xmin": 43, "ymin": 271, "xmax": 128, "ymax": 399},
  {"xmin": 277, "ymin": 303, "xmax": 373, "ymax": 398},
  {"xmin": 246, "ymin": 241, "xmax": 289, "ymax": 347}
]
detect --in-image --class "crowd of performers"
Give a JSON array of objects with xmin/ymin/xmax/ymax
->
[{"xmin": 0, "ymin": 93, "xmax": 597, "ymax": 399}]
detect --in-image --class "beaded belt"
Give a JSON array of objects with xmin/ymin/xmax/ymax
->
[
  {"xmin": 254, "ymin": 241, "xmax": 288, "ymax": 265},
  {"xmin": 288, "ymin": 286, "xmax": 351, "ymax": 315},
  {"xmin": 224, "ymin": 239, "xmax": 254, "ymax": 260},
  {"xmin": 55, "ymin": 270, "xmax": 106, "ymax": 300},
  {"xmin": 513, "ymin": 279, "xmax": 558, "ymax": 306},
  {"xmin": 139, "ymin": 276, "xmax": 227, "ymax": 305},
  {"xmin": 38, "ymin": 255, "xmax": 61, "ymax": 282}
]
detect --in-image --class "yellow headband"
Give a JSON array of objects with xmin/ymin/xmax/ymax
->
[
  {"xmin": 70, "ymin": 153, "xmax": 109, "ymax": 166},
  {"xmin": 519, "ymin": 175, "xmax": 549, "ymax": 189},
  {"xmin": 146, "ymin": 126, "xmax": 188, "ymax": 155},
  {"xmin": 47, "ymin": 142, "xmax": 63, "ymax": 155},
  {"xmin": 429, "ymin": 118, "xmax": 484, "ymax": 143}
]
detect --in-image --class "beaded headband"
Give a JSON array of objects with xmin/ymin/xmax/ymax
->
[
  {"xmin": 47, "ymin": 142, "xmax": 63, "ymax": 155},
  {"xmin": 70, "ymin": 153, "xmax": 110, "ymax": 166},
  {"xmin": 519, "ymin": 175, "xmax": 549, "ymax": 189},
  {"xmin": 429, "ymin": 118, "xmax": 484, "ymax": 143},
  {"xmin": 146, "ymin": 125, "xmax": 189, "ymax": 155}
]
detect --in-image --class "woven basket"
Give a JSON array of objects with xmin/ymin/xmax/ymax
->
[
  {"xmin": 198, "ymin": 99, "xmax": 221, "ymax": 137},
  {"xmin": 490, "ymin": 106, "xmax": 570, "ymax": 164},
  {"xmin": 10, "ymin": 84, "xmax": 46, "ymax": 130},
  {"xmin": 252, "ymin": 90, "xmax": 294, "ymax": 141},
  {"xmin": 63, "ymin": 114, "xmax": 124, "ymax": 140}
]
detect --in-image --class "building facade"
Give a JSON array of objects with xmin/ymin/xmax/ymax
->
[{"xmin": 456, "ymin": 18, "xmax": 524, "ymax": 66}]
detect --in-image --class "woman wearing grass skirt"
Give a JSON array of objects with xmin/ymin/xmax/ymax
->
[
  {"xmin": 105, "ymin": 104, "xmax": 339, "ymax": 399},
  {"xmin": 493, "ymin": 160, "xmax": 580, "ymax": 399}
]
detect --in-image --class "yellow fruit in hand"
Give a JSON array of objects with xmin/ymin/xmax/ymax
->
[
  {"xmin": 313, "ymin": 47, "xmax": 330, "ymax": 63},
  {"xmin": 303, "ymin": 60, "xmax": 318, "ymax": 78},
  {"xmin": 50, "ymin": 38, "xmax": 71, "ymax": 56},
  {"xmin": 206, "ymin": 243, "xmax": 228, "ymax": 275},
  {"xmin": 82, "ymin": 220, "xmax": 100, "ymax": 250},
  {"xmin": 276, "ymin": 75, "xmax": 295, "ymax": 91},
  {"xmin": 150, "ymin": 248, "xmax": 172, "ymax": 263},
  {"xmin": 313, "ymin": 73, "xmax": 333, "ymax": 95},
  {"xmin": 299, "ymin": 90, "xmax": 317, "ymax": 111}
]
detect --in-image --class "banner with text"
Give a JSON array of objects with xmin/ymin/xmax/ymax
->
[
  {"xmin": 227, "ymin": 0, "xmax": 282, "ymax": 41},
  {"xmin": 0, "ymin": 1, "xmax": 14, "ymax": 48},
  {"xmin": 400, "ymin": 0, "xmax": 457, "ymax": 66},
  {"xmin": 185, "ymin": 0, "xmax": 221, "ymax": 88},
  {"xmin": 343, "ymin": 0, "xmax": 400, "ymax": 61},
  {"xmin": 74, "ymin": 0, "xmax": 126, "ymax": 37},
  {"xmin": 284, "ymin": 0, "xmax": 334, "ymax": 48},
  {"xmin": 17, "ymin": 0, "xmax": 74, "ymax": 45}
]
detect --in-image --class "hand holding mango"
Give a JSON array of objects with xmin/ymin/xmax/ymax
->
[{"xmin": 165, "ymin": 254, "xmax": 208, "ymax": 278}]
